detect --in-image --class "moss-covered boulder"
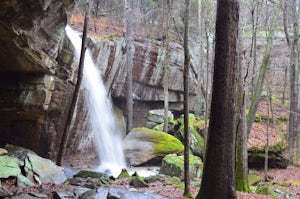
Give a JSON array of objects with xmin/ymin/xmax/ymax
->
[
  {"xmin": 154, "ymin": 115, "xmax": 205, "ymax": 157},
  {"xmin": 159, "ymin": 154, "xmax": 202, "ymax": 180},
  {"xmin": 255, "ymin": 184, "xmax": 277, "ymax": 197},
  {"xmin": 129, "ymin": 172, "xmax": 149, "ymax": 188},
  {"xmin": 123, "ymin": 127, "xmax": 184, "ymax": 166},
  {"xmin": 248, "ymin": 152, "xmax": 288, "ymax": 169},
  {"xmin": 117, "ymin": 169, "xmax": 132, "ymax": 179},
  {"xmin": 248, "ymin": 174, "xmax": 261, "ymax": 186}
]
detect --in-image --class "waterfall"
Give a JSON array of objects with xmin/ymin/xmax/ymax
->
[{"xmin": 65, "ymin": 25, "xmax": 126, "ymax": 177}]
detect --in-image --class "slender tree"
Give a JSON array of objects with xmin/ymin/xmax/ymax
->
[
  {"xmin": 235, "ymin": 37, "xmax": 250, "ymax": 192},
  {"xmin": 125, "ymin": 0, "xmax": 133, "ymax": 134},
  {"xmin": 183, "ymin": 0, "xmax": 191, "ymax": 197},
  {"xmin": 196, "ymin": 0, "xmax": 239, "ymax": 198},
  {"xmin": 57, "ymin": 1, "xmax": 90, "ymax": 166},
  {"xmin": 163, "ymin": 0, "xmax": 171, "ymax": 133},
  {"xmin": 246, "ymin": 0, "xmax": 281, "ymax": 135},
  {"xmin": 194, "ymin": 0, "xmax": 204, "ymax": 117},
  {"xmin": 287, "ymin": 0, "xmax": 299, "ymax": 164}
]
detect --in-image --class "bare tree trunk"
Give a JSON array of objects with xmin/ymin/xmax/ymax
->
[
  {"xmin": 195, "ymin": 0, "xmax": 204, "ymax": 117},
  {"xmin": 183, "ymin": 0, "xmax": 191, "ymax": 197},
  {"xmin": 282, "ymin": 64, "xmax": 288, "ymax": 104},
  {"xmin": 287, "ymin": 0, "xmax": 299, "ymax": 164},
  {"xmin": 196, "ymin": 0, "xmax": 239, "ymax": 198},
  {"xmin": 246, "ymin": 0, "xmax": 280, "ymax": 136},
  {"xmin": 125, "ymin": 0, "xmax": 133, "ymax": 134},
  {"xmin": 57, "ymin": 1, "xmax": 90, "ymax": 166},
  {"xmin": 264, "ymin": 87, "xmax": 272, "ymax": 182},
  {"xmin": 203, "ymin": 9, "xmax": 210, "ymax": 160},
  {"xmin": 250, "ymin": 1, "xmax": 259, "ymax": 93},
  {"xmin": 235, "ymin": 37, "xmax": 250, "ymax": 192},
  {"xmin": 163, "ymin": 0, "xmax": 171, "ymax": 133}
]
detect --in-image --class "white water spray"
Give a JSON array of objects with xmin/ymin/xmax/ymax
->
[{"xmin": 65, "ymin": 25, "xmax": 126, "ymax": 177}]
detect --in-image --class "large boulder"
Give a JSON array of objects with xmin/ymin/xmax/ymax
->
[
  {"xmin": 247, "ymin": 109, "xmax": 288, "ymax": 169},
  {"xmin": 0, "ymin": 145, "xmax": 67, "ymax": 187},
  {"xmin": 159, "ymin": 154, "xmax": 203, "ymax": 180},
  {"xmin": 145, "ymin": 109, "xmax": 174, "ymax": 129},
  {"xmin": 155, "ymin": 115, "xmax": 205, "ymax": 157},
  {"xmin": 24, "ymin": 153, "xmax": 67, "ymax": 184},
  {"xmin": 0, "ymin": 155, "xmax": 34, "ymax": 187},
  {"xmin": 123, "ymin": 127, "xmax": 184, "ymax": 166}
]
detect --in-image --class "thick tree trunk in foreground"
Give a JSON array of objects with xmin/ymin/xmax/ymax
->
[
  {"xmin": 57, "ymin": 1, "xmax": 90, "ymax": 166},
  {"xmin": 196, "ymin": 0, "xmax": 239, "ymax": 198},
  {"xmin": 183, "ymin": 0, "xmax": 191, "ymax": 197}
]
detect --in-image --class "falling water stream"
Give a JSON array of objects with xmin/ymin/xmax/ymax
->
[{"xmin": 65, "ymin": 25, "xmax": 126, "ymax": 177}]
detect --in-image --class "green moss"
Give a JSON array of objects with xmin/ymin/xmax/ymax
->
[
  {"xmin": 248, "ymin": 174, "xmax": 260, "ymax": 186},
  {"xmin": 183, "ymin": 192, "xmax": 194, "ymax": 198},
  {"xmin": 165, "ymin": 176, "xmax": 184, "ymax": 189},
  {"xmin": 129, "ymin": 172, "xmax": 149, "ymax": 187},
  {"xmin": 74, "ymin": 170, "xmax": 110, "ymax": 184},
  {"xmin": 177, "ymin": 116, "xmax": 205, "ymax": 155},
  {"xmin": 255, "ymin": 184, "xmax": 277, "ymax": 197},
  {"xmin": 117, "ymin": 169, "xmax": 132, "ymax": 179},
  {"xmin": 162, "ymin": 154, "xmax": 201, "ymax": 169},
  {"xmin": 246, "ymin": 109, "xmax": 262, "ymax": 122},
  {"xmin": 289, "ymin": 179, "xmax": 300, "ymax": 186},
  {"xmin": 135, "ymin": 127, "xmax": 184, "ymax": 156}
]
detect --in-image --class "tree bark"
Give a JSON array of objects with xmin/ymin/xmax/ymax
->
[
  {"xmin": 289, "ymin": 0, "xmax": 299, "ymax": 164},
  {"xmin": 235, "ymin": 37, "xmax": 250, "ymax": 192},
  {"xmin": 246, "ymin": 0, "xmax": 280, "ymax": 136},
  {"xmin": 56, "ymin": 1, "xmax": 90, "ymax": 166},
  {"xmin": 183, "ymin": 0, "xmax": 191, "ymax": 197},
  {"xmin": 195, "ymin": 0, "xmax": 204, "ymax": 117},
  {"xmin": 196, "ymin": 0, "xmax": 239, "ymax": 198},
  {"xmin": 125, "ymin": 0, "xmax": 133, "ymax": 134},
  {"xmin": 163, "ymin": 0, "xmax": 171, "ymax": 133}
]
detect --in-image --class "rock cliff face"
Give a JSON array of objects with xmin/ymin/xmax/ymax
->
[
  {"xmin": 0, "ymin": 0, "xmax": 205, "ymax": 159},
  {"xmin": 87, "ymin": 37, "xmax": 204, "ymax": 127},
  {"xmin": 0, "ymin": 0, "xmax": 75, "ymax": 160},
  {"xmin": 66, "ymin": 36, "xmax": 205, "ymax": 155}
]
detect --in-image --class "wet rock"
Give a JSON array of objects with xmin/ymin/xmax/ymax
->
[
  {"xmin": 28, "ymin": 192, "xmax": 48, "ymax": 198},
  {"xmin": 79, "ymin": 188, "xmax": 108, "ymax": 199},
  {"xmin": 73, "ymin": 186, "xmax": 92, "ymax": 197},
  {"xmin": 53, "ymin": 191, "xmax": 75, "ymax": 199},
  {"xmin": 12, "ymin": 194, "xmax": 39, "ymax": 199},
  {"xmin": 62, "ymin": 166, "xmax": 77, "ymax": 179},
  {"xmin": 124, "ymin": 127, "xmax": 184, "ymax": 166},
  {"xmin": 108, "ymin": 187, "xmax": 168, "ymax": 199},
  {"xmin": 0, "ymin": 186, "xmax": 13, "ymax": 198}
]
